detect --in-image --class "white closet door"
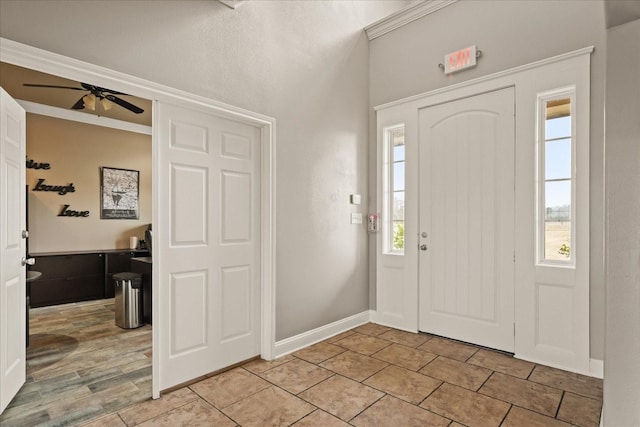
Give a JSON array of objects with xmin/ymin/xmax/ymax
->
[{"xmin": 155, "ymin": 101, "xmax": 261, "ymax": 392}]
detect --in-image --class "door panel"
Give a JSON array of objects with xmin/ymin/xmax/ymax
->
[
  {"xmin": 0, "ymin": 87, "xmax": 26, "ymax": 414},
  {"xmin": 419, "ymin": 88, "xmax": 515, "ymax": 352},
  {"xmin": 156, "ymin": 101, "xmax": 261, "ymax": 392}
]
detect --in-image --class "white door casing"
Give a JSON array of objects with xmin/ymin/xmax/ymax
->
[
  {"xmin": 375, "ymin": 48, "xmax": 591, "ymax": 375},
  {"xmin": 156, "ymin": 101, "xmax": 261, "ymax": 391},
  {"xmin": 418, "ymin": 88, "xmax": 515, "ymax": 352},
  {"xmin": 0, "ymin": 87, "xmax": 26, "ymax": 414}
]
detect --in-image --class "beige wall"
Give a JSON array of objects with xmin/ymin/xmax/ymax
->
[
  {"xmin": 26, "ymin": 114, "xmax": 151, "ymax": 253},
  {"xmin": 369, "ymin": 0, "xmax": 607, "ymax": 360}
]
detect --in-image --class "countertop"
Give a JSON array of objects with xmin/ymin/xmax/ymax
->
[{"xmin": 29, "ymin": 249, "xmax": 150, "ymax": 257}]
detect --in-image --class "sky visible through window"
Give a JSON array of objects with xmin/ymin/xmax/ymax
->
[{"xmin": 545, "ymin": 116, "xmax": 571, "ymax": 209}]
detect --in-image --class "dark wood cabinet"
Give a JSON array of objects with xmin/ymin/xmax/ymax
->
[
  {"xmin": 29, "ymin": 249, "xmax": 150, "ymax": 307},
  {"xmin": 30, "ymin": 253, "xmax": 105, "ymax": 308}
]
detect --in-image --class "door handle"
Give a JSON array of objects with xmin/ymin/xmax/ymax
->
[
  {"xmin": 419, "ymin": 244, "xmax": 428, "ymax": 251},
  {"xmin": 21, "ymin": 257, "xmax": 35, "ymax": 266},
  {"xmin": 22, "ymin": 230, "xmax": 29, "ymax": 239}
]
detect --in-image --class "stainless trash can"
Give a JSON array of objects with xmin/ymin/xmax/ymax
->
[{"xmin": 114, "ymin": 272, "xmax": 143, "ymax": 329}]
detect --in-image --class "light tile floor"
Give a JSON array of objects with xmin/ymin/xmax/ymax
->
[
  {"xmin": 84, "ymin": 323, "xmax": 602, "ymax": 427},
  {"xmin": 1, "ymin": 300, "xmax": 603, "ymax": 426}
]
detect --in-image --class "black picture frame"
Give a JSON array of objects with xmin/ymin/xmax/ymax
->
[{"xmin": 100, "ymin": 166, "xmax": 139, "ymax": 219}]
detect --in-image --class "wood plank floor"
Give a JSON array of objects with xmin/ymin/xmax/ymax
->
[{"xmin": 0, "ymin": 299, "xmax": 152, "ymax": 426}]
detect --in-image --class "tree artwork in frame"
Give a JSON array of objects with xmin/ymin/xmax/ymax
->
[{"xmin": 100, "ymin": 166, "xmax": 139, "ymax": 219}]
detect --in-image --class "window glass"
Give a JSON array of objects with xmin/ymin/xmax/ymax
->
[
  {"xmin": 540, "ymin": 96, "xmax": 572, "ymax": 262},
  {"xmin": 385, "ymin": 126, "xmax": 405, "ymax": 253}
]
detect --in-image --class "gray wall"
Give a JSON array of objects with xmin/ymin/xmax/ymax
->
[
  {"xmin": 604, "ymin": 18, "xmax": 640, "ymax": 427},
  {"xmin": 0, "ymin": 0, "xmax": 409, "ymax": 341},
  {"xmin": 369, "ymin": 0, "xmax": 607, "ymax": 359}
]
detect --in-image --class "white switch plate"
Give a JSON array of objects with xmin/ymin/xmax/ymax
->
[
  {"xmin": 351, "ymin": 213, "xmax": 362, "ymax": 224},
  {"xmin": 350, "ymin": 194, "xmax": 361, "ymax": 205}
]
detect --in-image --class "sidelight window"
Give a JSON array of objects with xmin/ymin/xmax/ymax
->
[
  {"xmin": 383, "ymin": 125, "xmax": 405, "ymax": 254},
  {"xmin": 537, "ymin": 90, "xmax": 575, "ymax": 264}
]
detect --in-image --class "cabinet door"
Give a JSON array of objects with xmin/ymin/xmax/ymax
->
[{"xmin": 30, "ymin": 254, "xmax": 104, "ymax": 307}]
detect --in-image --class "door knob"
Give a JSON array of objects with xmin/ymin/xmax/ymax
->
[
  {"xmin": 21, "ymin": 257, "xmax": 35, "ymax": 266},
  {"xmin": 22, "ymin": 230, "xmax": 29, "ymax": 239},
  {"xmin": 419, "ymin": 244, "xmax": 428, "ymax": 251},
  {"xmin": 421, "ymin": 232, "xmax": 428, "ymax": 238}
]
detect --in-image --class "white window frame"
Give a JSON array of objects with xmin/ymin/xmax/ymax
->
[{"xmin": 536, "ymin": 87, "xmax": 577, "ymax": 266}]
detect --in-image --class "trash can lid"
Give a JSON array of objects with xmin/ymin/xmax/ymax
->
[{"xmin": 113, "ymin": 272, "xmax": 142, "ymax": 281}]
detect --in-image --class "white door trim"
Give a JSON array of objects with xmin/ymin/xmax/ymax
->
[
  {"xmin": 374, "ymin": 46, "xmax": 592, "ymax": 374},
  {"xmin": 0, "ymin": 37, "xmax": 277, "ymax": 397}
]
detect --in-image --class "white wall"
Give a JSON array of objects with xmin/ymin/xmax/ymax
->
[
  {"xmin": 368, "ymin": 0, "xmax": 607, "ymax": 359},
  {"xmin": 603, "ymin": 18, "xmax": 640, "ymax": 427},
  {"xmin": 0, "ymin": 0, "xmax": 409, "ymax": 341}
]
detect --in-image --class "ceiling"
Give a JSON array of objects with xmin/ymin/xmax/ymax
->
[
  {"xmin": 0, "ymin": 62, "xmax": 152, "ymax": 127},
  {"xmin": 605, "ymin": 0, "xmax": 640, "ymax": 28}
]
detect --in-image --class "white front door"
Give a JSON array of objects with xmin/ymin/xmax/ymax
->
[
  {"xmin": 418, "ymin": 88, "xmax": 515, "ymax": 352},
  {"xmin": 0, "ymin": 88, "xmax": 27, "ymax": 414},
  {"xmin": 155, "ymin": 101, "xmax": 261, "ymax": 392}
]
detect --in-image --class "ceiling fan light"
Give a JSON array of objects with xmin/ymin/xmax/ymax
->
[
  {"xmin": 101, "ymin": 98, "xmax": 113, "ymax": 111},
  {"xmin": 83, "ymin": 93, "xmax": 96, "ymax": 110}
]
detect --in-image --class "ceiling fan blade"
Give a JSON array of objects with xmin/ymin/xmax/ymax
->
[
  {"xmin": 80, "ymin": 82, "xmax": 129, "ymax": 96},
  {"xmin": 104, "ymin": 94, "xmax": 144, "ymax": 114},
  {"xmin": 71, "ymin": 96, "xmax": 86, "ymax": 110},
  {"xmin": 23, "ymin": 83, "xmax": 87, "ymax": 91}
]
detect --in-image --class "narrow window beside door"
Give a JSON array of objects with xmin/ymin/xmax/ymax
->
[
  {"xmin": 537, "ymin": 90, "xmax": 575, "ymax": 264},
  {"xmin": 384, "ymin": 125, "xmax": 405, "ymax": 254}
]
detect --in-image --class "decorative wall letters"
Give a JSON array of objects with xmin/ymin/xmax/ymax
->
[
  {"xmin": 58, "ymin": 205, "xmax": 90, "ymax": 217},
  {"xmin": 32, "ymin": 178, "xmax": 75, "ymax": 195},
  {"xmin": 28, "ymin": 159, "xmax": 91, "ymax": 217},
  {"xmin": 26, "ymin": 158, "xmax": 51, "ymax": 170}
]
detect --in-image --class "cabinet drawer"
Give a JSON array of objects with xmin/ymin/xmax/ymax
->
[
  {"xmin": 33, "ymin": 254, "xmax": 104, "ymax": 279},
  {"xmin": 30, "ymin": 275, "xmax": 104, "ymax": 307}
]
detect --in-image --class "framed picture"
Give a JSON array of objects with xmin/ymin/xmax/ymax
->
[{"xmin": 100, "ymin": 167, "xmax": 139, "ymax": 219}]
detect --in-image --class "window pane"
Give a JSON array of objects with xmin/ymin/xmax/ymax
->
[
  {"xmin": 393, "ymin": 191, "xmax": 404, "ymax": 220},
  {"xmin": 393, "ymin": 162, "xmax": 405, "ymax": 191},
  {"xmin": 545, "ymin": 220, "xmax": 571, "ymax": 260},
  {"xmin": 545, "ymin": 138, "xmax": 571, "ymax": 180},
  {"xmin": 393, "ymin": 144, "xmax": 405, "ymax": 162},
  {"xmin": 545, "ymin": 180, "xmax": 571, "ymax": 217},
  {"xmin": 544, "ymin": 180, "xmax": 571, "ymax": 260},
  {"xmin": 392, "ymin": 221, "xmax": 405, "ymax": 250},
  {"xmin": 545, "ymin": 115, "xmax": 571, "ymax": 140}
]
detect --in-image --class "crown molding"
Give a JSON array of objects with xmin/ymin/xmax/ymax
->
[{"xmin": 365, "ymin": 0, "xmax": 458, "ymax": 41}]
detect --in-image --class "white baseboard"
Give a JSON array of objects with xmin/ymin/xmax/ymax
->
[
  {"xmin": 590, "ymin": 358, "xmax": 604, "ymax": 379},
  {"xmin": 515, "ymin": 354, "xmax": 604, "ymax": 379},
  {"xmin": 274, "ymin": 311, "xmax": 371, "ymax": 358}
]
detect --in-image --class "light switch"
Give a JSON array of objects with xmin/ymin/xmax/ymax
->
[
  {"xmin": 351, "ymin": 213, "xmax": 362, "ymax": 224},
  {"xmin": 350, "ymin": 194, "xmax": 361, "ymax": 205}
]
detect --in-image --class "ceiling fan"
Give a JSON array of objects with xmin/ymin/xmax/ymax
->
[{"xmin": 23, "ymin": 82, "xmax": 144, "ymax": 114}]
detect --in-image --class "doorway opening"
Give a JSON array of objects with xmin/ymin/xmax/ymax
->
[{"xmin": 1, "ymin": 61, "xmax": 154, "ymax": 423}]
